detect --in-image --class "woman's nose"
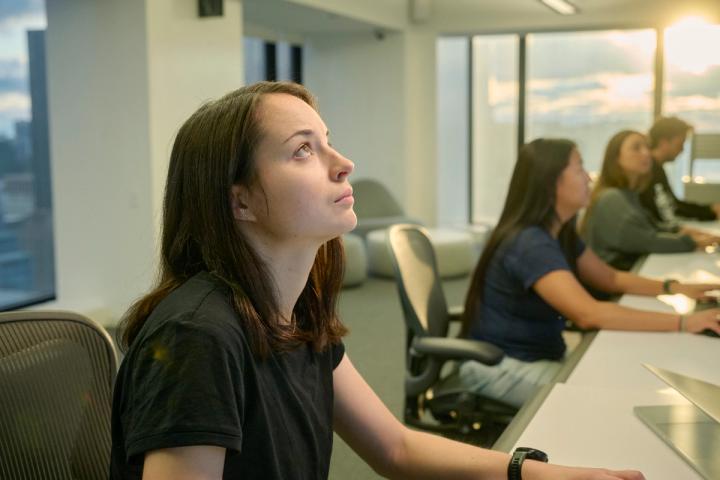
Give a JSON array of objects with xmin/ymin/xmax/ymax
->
[{"xmin": 332, "ymin": 152, "xmax": 354, "ymax": 181}]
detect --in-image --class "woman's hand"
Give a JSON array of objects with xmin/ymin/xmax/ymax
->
[
  {"xmin": 686, "ymin": 231, "xmax": 720, "ymax": 250},
  {"xmin": 684, "ymin": 308, "xmax": 720, "ymax": 334},
  {"xmin": 525, "ymin": 461, "xmax": 644, "ymax": 480},
  {"xmin": 562, "ymin": 468, "xmax": 644, "ymax": 480},
  {"xmin": 672, "ymin": 282, "xmax": 720, "ymax": 299}
]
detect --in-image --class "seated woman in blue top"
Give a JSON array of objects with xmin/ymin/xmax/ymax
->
[
  {"xmin": 458, "ymin": 138, "xmax": 720, "ymax": 408},
  {"xmin": 110, "ymin": 84, "xmax": 645, "ymax": 480},
  {"xmin": 581, "ymin": 130, "xmax": 718, "ymax": 271}
]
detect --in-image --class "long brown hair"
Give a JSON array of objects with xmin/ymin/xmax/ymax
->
[
  {"xmin": 580, "ymin": 130, "xmax": 650, "ymax": 234},
  {"xmin": 119, "ymin": 82, "xmax": 347, "ymax": 357},
  {"xmin": 461, "ymin": 139, "xmax": 580, "ymax": 337}
]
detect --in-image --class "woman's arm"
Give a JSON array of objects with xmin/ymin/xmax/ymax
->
[
  {"xmin": 333, "ymin": 355, "xmax": 643, "ymax": 480},
  {"xmin": 577, "ymin": 248, "xmax": 720, "ymax": 299},
  {"xmin": 142, "ymin": 446, "xmax": 225, "ymax": 480},
  {"xmin": 534, "ymin": 270, "xmax": 720, "ymax": 333}
]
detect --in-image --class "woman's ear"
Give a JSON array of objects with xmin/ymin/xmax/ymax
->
[{"xmin": 230, "ymin": 184, "xmax": 257, "ymax": 222}]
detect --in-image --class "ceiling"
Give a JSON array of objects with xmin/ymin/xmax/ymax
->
[{"xmin": 242, "ymin": 0, "xmax": 720, "ymax": 38}]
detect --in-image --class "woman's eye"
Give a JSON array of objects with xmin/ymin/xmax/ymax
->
[{"xmin": 294, "ymin": 144, "xmax": 312, "ymax": 158}]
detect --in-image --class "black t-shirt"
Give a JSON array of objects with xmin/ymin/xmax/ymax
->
[
  {"xmin": 469, "ymin": 226, "xmax": 585, "ymax": 361},
  {"xmin": 110, "ymin": 272, "xmax": 345, "ymax": 480}
]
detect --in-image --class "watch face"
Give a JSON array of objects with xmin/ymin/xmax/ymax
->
[{"xmin": 517, "ymin": 447, "xmax": 549, "ymax": 462}]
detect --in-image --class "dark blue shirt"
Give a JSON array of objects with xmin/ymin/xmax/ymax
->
[{"xmin": 469, "ymin": 226, "xmax": 585, "ymax": 362}]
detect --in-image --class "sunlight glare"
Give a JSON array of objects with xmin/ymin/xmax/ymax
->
[{"xmin": 665, "ymin": 16, "xmax": 720, "ymax": 75}]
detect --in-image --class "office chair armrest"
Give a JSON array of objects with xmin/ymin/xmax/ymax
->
[
  {"xmin": 447, "ymin": 305, "xmax": 464, "ymax": 321},
  {"xmin": 411, "ymin": 337, "xmax": 503, "ymax": 366}
]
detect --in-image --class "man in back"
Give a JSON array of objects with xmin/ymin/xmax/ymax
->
[{"xmin": 640, "ymin": 116, "xmax": 720, "ymax": 225}]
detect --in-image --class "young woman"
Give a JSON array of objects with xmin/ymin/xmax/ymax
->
[
  {"xmin": 581, "ymin": 130, "xmax": 718, "ymax": 270},
  {"xmin": 459, "ymin": 138, "xmax": 720, "ymax": 409},
  {"xmin": 110, "ymin": 83, "xmax": 645, "ymax": 480}
]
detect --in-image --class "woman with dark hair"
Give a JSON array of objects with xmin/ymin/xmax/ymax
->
[
  {"xmin": 458, "ymin": 138, "xmax": 720, "ymax": 409},
  {"xmin": 581, "ymin": 130, "xmax": 718, "ymax": 271},
  {"xmin": 110, "ymin": 84, "xmax": 646, "ymax": 480}
]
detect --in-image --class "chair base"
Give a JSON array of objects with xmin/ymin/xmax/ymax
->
[{"xmin": 403, "ymin": 391, "xmax": 518, "ymax": 446}]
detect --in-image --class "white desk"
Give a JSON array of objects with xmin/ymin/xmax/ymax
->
[
  {"xmin": 625, "ymin": 250, "xmax": 720, "ymax": 281},
  {"xmin": 570, "ymin": 248, "xmax": 720, "ymax": 386},
  {"xmin": 510, "ymin": 384, "xmax": 701, "ymax": 480},
  {"xmin": 619, "ymin": 250, "xmax": 720, "ymax": 314},
  {"xmin": 496, "ymin": 247, "xmax": 720, "ymax": 477},
  {"xmin": 566, "ymin": 330, "xmax": 720, "ymax": 389}
]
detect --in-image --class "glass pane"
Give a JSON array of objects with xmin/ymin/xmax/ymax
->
[
  {"xmin": 471, "ymin": 35, "xmax": 518, "ymax": 224},
  {"xmin": 664, "ymin": 19, "xmax": 720, "ymax": 183},
  {"xmin": 0, "ymin": 0, "xmax": 54, "ymax": 310},
  {"xmin": 526, "ymin": 29, "xmax": 656, "ymax": 175},
  {"xmin": 437, "ymin": 36, "xmax": 469, "ymax": 226}
]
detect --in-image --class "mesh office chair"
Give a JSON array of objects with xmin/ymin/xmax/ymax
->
[
  {"xmin": 0, "ymin": 310, "xmax": 117, "ymax": 480},
  {"xmin": 386, "ymin": 224, "xmax": 517, "ymax": 443}
]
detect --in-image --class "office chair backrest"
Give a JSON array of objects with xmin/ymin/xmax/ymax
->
[
  {"xmin": 387, "ymin": 224, "xmax": 449, "ymax": 338},
  {"xmin": 0, "ymin": 310, "xmax": 117, "ymax": 480},
  {"xmin": 352, "ymin": 179, "xmax": 405, "ymax": 219}
]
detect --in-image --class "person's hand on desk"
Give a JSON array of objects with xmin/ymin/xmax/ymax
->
[
  {"xmin": 525, "ymin": 462, "xmax": 644, "ymax": 480},
  {"xmin": 680, "ymin": 226, "xmax": 720, "ymax": 250},
  {"xmin": 712, "ymin": 203, "xmax": 720, "ymax": 218},
  {"xmin": 691, "ymin": 233, "xmax": 719, "ymax": 251},
  {"xmin": 684, "ymin": 308, "xmax": 720, "ymax": 335},
  {"xmin": 669, "ymin": 282, "xmax": 720, "ymax": 300}
]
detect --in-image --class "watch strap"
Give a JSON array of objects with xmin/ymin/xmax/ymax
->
[{"xmin": 508, "ymin": 447, "xmax": 549, "ymax": 480}]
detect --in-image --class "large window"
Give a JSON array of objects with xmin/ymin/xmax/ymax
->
[
  {"xmin": 663, "ymin": 19, "xmax": 720, "ymax": 183},
  {"xmin": 0, "ymin": 1, "xmax": 54, "ymax": 310},
  {"xmin": 441, "ymin": 20, "xmax": 720, "ymax": 224},
  {"xmin": 526, "ymin": 29, "xmax": 656, "ymax": 174}
]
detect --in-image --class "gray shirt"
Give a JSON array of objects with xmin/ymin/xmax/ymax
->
[{"xmin": 583, "ymin": 188, "xmax": 695, "ymax": 270}]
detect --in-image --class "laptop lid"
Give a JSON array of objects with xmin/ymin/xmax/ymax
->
[{"xmin": 643, "ymin": 363, "xmax": 720, "ymax": 424}]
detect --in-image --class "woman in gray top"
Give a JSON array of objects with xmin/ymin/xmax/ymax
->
[{"xmin": 581, "ymin": 130, "xmax": 717, "ymax": 270}]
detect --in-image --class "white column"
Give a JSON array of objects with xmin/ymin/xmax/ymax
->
[{"xmin": 403, "ymin": 26, "xmax": 437, "ymax": 225}]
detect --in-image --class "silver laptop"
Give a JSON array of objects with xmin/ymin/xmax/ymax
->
[{"xmin": 634, "ymin": 364, "xmax": 720, "ymax": 480}]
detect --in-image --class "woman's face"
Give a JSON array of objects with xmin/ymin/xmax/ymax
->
[
  {"xmin": 555, "ymin": 148, "xmax": 591, "ymax": 216},
  {"xmin": 617, "ymin": 133, "xmax": 652, "ymax": 177},
  {"xmin": 236, "ymin": 93, "xmax": 357, "ymax": 244}
]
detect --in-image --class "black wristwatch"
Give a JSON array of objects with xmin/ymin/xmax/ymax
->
[
  {"xmin": 508, "ymin": 447, "xmax": 549, "ymax": 480},
  {"xmin": 663, "ymin": 278, "xmax": 679, "ymax": 294}
]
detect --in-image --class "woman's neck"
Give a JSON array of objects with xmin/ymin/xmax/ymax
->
[
  {"xmin": 625, "ymin": 172, "xmax": 641, "ymax": 190},
  {"xmin": 551, "ymin": 209, "xmax": 573, "ymax": 238},
  {"xmin": 242, "ymin": 228, "xmax": 320, "ymax": 324}
]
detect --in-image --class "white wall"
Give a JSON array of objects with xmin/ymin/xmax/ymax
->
[
  {"xmin": 45, "ymin": 0, "xmax": 244, "ymax": 325},
  {"xmin": 303, "ymin": 32, "xmax": 408, "ymax": 215},
  {"xmin": 303, "ymin": 26, "xmax": 438, "ymax": 224},
  {"xmin": 146, "ymin": 0, "xmax": 245, "ymax": 239},
  {"xmin": 46, "ymin": 0, "xmax": 155, "ymax": 323}
]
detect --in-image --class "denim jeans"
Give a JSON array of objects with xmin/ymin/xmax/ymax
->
[{"xmin": 456, "ymin": 356, "xmax": 562, "ymax": 408}]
